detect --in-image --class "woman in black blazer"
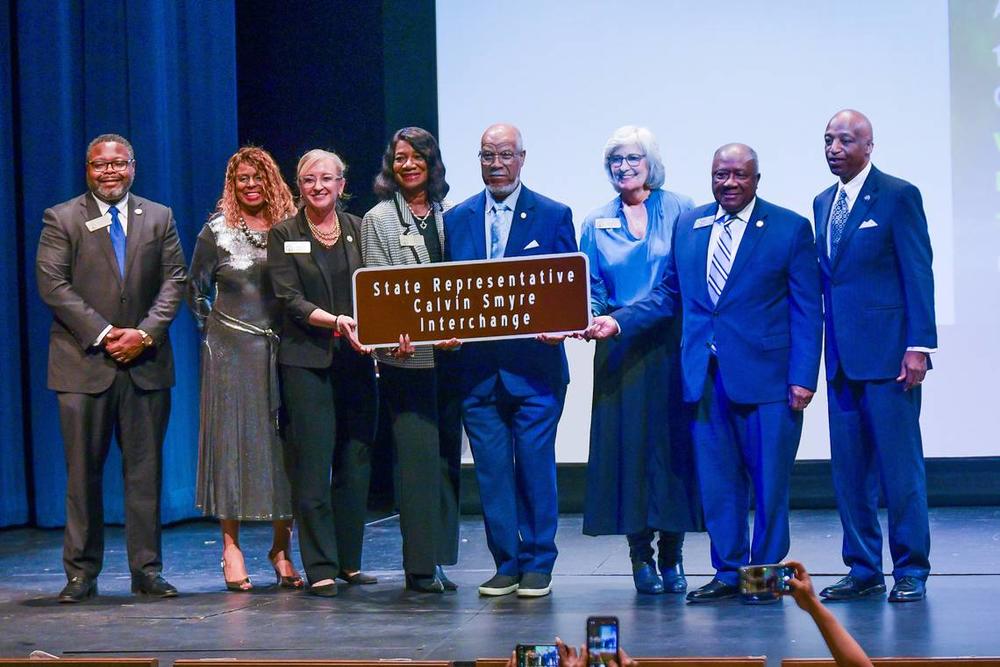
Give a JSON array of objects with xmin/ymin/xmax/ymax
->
[{"xmin": 267, "ymin": 149, "xmax": 377, "ymax": 597}]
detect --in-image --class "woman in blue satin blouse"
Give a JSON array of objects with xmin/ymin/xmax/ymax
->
[{"xmin": 579, "ymin": 125, "xmax": 703, "ymax": 594}]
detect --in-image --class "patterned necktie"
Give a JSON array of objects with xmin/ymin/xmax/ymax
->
[
  {"xmin": 708, "ymin": 214, "xmax": 734, "ymax": 305},
  {"xmin": 108, "ymin": 205, "xmax": 126, "ymax": 278},
  {"xmin": 829, "ymin": 188, "xmax": 849, "ymax": 259},
  {"xmin": 489, "ymin": 202, "xmax": 508, "ymax": 259}
]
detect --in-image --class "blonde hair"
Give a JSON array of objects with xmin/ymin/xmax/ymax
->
[
  {"xmin": 296, "ymin": 149, "xmax": 349, "ymax": 204},
  {"xmin": 216, "ymin": 146, "xmax": 296, "ymax": 227}
]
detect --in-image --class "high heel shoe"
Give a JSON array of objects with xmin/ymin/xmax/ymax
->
[
  {"xmin": 268, "ymin": 550, "xmax": 304, "ymax": 589},
  {"xmin": 221, "ymin": 559, "xmax": 252, "ymax": 592}
]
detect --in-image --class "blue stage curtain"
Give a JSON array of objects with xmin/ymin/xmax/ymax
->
[
  {"xmin": 0, "ymin": 2, "xmax": 29, "ymax": 527},
  {"xmin": 7, "ymin": 0, "xmax": 237, "ymax": 527}
]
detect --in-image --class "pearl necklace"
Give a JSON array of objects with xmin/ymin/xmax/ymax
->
[
  {"xmin": 306, "ymin": 210, "xmax": 341, "ymax": 247},
  {"xmin": 238, "ymin": 216, "xmax": 268, "ymax": 249}
]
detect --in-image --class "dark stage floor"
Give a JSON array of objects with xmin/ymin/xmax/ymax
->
[{"xmin": 1, "ymin": 508, "xmax": 999, "ymax": 664}]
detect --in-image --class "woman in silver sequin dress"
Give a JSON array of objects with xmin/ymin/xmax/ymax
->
[{"xmin": 189, "ymin": 146, "xmax": 303, "ymax": 592}]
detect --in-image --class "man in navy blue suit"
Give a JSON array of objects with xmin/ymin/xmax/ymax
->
[
  {"xmin": 443, "ymin": 123, "xmax": 577, "ymax": 598},
  {"xmin": 814, "ymin": 110, "xmax": 936, "ymax": 603},
  {"xmin": 586, "ymin": 144, "xmax": 822, "ymax": 602}
]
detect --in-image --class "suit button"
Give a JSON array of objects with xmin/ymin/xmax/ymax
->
[
  {"xmin": 712, "ymin": 311, "xmax": 719, "ymax": 318},
  {"xmin": 120, "ymin": 297, "xmax": 126, "ymax": 303}
]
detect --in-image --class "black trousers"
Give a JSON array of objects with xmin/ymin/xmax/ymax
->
[
  {"xmin": 57, "ymin": 370, "xmax": 170, "ymax": 580},
  {"xmin": 379, "ymin": 362, "xmax": 462, "ymax": 574},
  {"xmin": 281, "ymin": 357, "xmax": 372, "ymax": 584}
]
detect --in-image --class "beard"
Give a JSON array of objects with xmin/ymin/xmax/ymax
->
[{"xmin": 487, "ymin": 179, "xmax": 519, "ymax": 199}]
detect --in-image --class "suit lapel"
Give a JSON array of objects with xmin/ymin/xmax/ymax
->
[
  {"xmin": 832, "ymin": 167, "xmax": 880, "ymax": 270},
  {"xmin": 81, "ymin": 194, "xmax": 123, "ymax": 288},
  {"xmin": 690, "ymin": 205, "xmax": 716, "ymax": 309},
  {"xmin": 505, "ymin": 186, "xmax": 534, "ymax": 257},
  {"xmin": 341, "ymin": 214, "xmax": 364, "ymax": 271},
  {"xmin": 122, "ymin": 194, "xmax": 145, "ymax": 282},
  {"xmin": 466, "ymin": 191, "xmax": 488, "ymax": 260},
  {"xmin": 815, "ymin": 184, "xmax": 835, "ymax": 273},
  {"xmin": 719, "ymin": 200, "xmax": 767, "ymax": 304}
]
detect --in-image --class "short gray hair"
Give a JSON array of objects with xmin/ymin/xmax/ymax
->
[
  {"xmin": 86, "ymin": 133, "xmax": 134, "ymax": 161},
  {"xmin": 603, "ymin": 125, "xmax": 665, "ymax": 190}
]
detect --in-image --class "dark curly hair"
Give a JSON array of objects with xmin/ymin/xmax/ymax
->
[{"xmin": 373, "ymin": 127, "xmax": 449, "ymax": 202}]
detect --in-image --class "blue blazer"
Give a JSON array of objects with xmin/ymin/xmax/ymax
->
[
  {"xmin": 813, "ymin": 166, "xmax": 936, "ymax": 381},
  {"xmin": 443, "ymin": 185, "xmax": 578, "ymax": 397},
  {"xmin": 614, "ymin": 198, "xmax": 823, "ymax": 405}
]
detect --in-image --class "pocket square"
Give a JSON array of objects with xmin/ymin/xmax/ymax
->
[
  {"xmin": 524, "ymin": 239, "xmax": 540, "ymax": 250},
  {"xmin": 859, "ymin": 219, "xmax": 878, "ymax": 229}
]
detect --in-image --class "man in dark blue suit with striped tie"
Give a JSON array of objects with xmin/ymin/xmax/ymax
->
[
  {"xmin": 814, "ymin": 110, "xmax": 936, "ymax": 603},
  {"xmin": 586, "ymin": 144, "xmax": 823, "ymax": 601}
]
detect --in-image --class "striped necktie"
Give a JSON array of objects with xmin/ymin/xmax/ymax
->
[
  {"xmin": 489, "ymin": 202, "xmax": 509, "ymax": 259},
  {"xmin": 708, "ymin": 214, "xmax": 734, "ymax": 305}
]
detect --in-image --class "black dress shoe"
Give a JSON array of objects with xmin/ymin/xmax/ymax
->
[
  {"xmin": 889, "ymin": 576, "xmax": 926, "ymax": 603},
  {"xmin": 436, "ymin": 565, "xmax": 458, "ymax": 591},
  {"xmin": 686, "ymin": 578, "xmax": 738, "ymax": 602},
  {"xmin": 130, "ymin": 573, "xmax": 178, "ymax": 598},
  {"xmin": 58, "ymin": 576, "xmax": 97, "ymax": 603},
  {"xmin": 659, "ymin": 562, "xmax": 688, "ymax": 594},
  {"xmin": 337, "ymin": 570, "xmax": 378, "ymax": 585},
  {"xmin": 405, "ymin": 573, "xmax": 445, "ymax": 593},
  {"xmin": 819, "ymin": 575, "xmax": 886, "ymax": 601}
]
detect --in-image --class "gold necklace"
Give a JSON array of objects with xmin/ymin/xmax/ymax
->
[{"xmin": 306, "ymin": 210, "xmax": 341, "ymax": 247}]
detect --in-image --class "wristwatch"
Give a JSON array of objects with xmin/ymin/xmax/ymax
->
[{"xmin": 137, "ymin": 329, "xmax": 154, "ymax": 348}]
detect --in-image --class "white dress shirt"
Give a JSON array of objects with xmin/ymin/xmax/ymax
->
[{"xmin": 93, "ymin": 192, "xmax": 131, "ymax": 346}]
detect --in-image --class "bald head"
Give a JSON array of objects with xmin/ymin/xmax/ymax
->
[
  {"xmin": 824, "ymin": 109, "xmax": 873, "ymax": 183},
  {"xmin": 711, "ymin": 143, "xmax": 760, "ymax": 214},
  {"xmin": 480, "ymin": 123, "xmax": 526, "ymax": 200}
]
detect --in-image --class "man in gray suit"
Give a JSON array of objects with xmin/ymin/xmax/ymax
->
[{"xmin": 36, "ymin": 133, "xmax": 187, "ymax": 602}]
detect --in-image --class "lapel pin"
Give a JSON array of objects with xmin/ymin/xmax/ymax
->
[
  {"xmin": 863, "ymin": 195, "xmax": 870, "ymax": 201},
  {"xmin": 134, "ymin": 208, "xmax": 143, "ymax": 215},
  {"xmin": 520, "ymin": 212, "xmax": 527, "ymax": 219},
  {"xmin": 346, "ymin": 235, "xmax": 353, "ymax": 243},
  {"xmin": 755, "ymin": 220, "xmax": 764, "ymax": 228}
]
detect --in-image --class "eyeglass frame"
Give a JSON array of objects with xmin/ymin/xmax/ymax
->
[
  {"xmin": 87, "ymin": 158, "xmax": 135, "ymax": 173},
  {"xmin": 607, "ymin": 153, "xmax": 645, "ymax": 169},
  {"xmin": 478, "ymin": 150, "xmax": 524, "ymax": 165}
]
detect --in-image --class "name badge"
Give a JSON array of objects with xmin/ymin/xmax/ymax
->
[
  {"xmin": 400, "ymin": 234, "xmax": 425, "ymax": 247},
  {"xmin": 85, "ymin": 216, "xmax": 111, "ymax": 232},
  {"xmin": 693, "ymin": 215, "xmax": 715, "ymax": 229},
  {"xmin": 595, "ymin": 217, "xmax": 621, "ymax": 230},
  {"xmin": 284, "ymin": 241, "xmax": 311, "ymax": 254}
]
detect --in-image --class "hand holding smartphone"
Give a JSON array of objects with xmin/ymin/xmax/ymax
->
[{"xmin": 516, "ymin": 643, "xmax": 560, "ymax": 667}]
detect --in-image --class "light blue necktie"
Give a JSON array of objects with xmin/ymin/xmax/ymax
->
[
  {"xmin": 829, "ymin": 188, "xmax": 849, "ymax": 259},
  {"xmin": 708, "ymin": 214, "xmax": 734, "ymax": 305},
  {"xmin": 489, "ymin": 202, "xmax": 509, "ymax": 259},
  {"xmin": 108, "ymin": 205, "xmax": 126, "ymax": 278}
]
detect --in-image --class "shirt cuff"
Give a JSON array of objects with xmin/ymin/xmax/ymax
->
[
  {"xmin": 907, "ymin": 346, "xmax": 936, "ymax": 354},
  {"xmin": 94, "ymin": 325, "xmax": 113, "ymax": 347}
]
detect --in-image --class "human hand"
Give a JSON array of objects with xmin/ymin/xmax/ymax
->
[
  {"xmin": 104, "ymin": 328, "xmax": 145, "ymax": 364},
  {"xmin": 896, "ymin": 350, "xmax": 928, "ymax": 391},
  {"xmin": 583, "ymin": 316, "xmax": 620, "ymax": 340},
  {"xmin": 556, "ymin": 637, "xmax": 585, "ymax": 667},
  {"xmin": 434, "ymin": 337, "xmax": 462, "ymax": 350},
  {"xmin": 788, "ymin": 385, "xmax": 814, "ymax": 411},
  {"xmin": 337, "ymin": 315, "xmax": 373, "ymax": 355},
  {"xmin": 390, "ymin": 333, "xmax": 416, "ymax": 359},
  {"xmin": 782, "ymin": 559, "xmax": 818, "ymax": 611},
  {"xmin": 536, "ymin": 332, "xmax": 567, "ymax": 345}
]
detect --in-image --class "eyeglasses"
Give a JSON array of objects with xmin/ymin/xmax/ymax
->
[
  {"xmin": 88, "ymin": 159, "xmax": 134, "ymax": 172},
  {"xmin": 479, "ymin": 150, "xmax": 522, "ymax": 165},
  {"xmin": 608, "ymin": 154, "xmax": 645, "ymax": 168},
  {"xmin": 236, "ymin": 174, "xmax": 262, "ymax": 186},
  {"xmin": 299, "ymin": 174, "xmax": 344, "ymax": 188}
]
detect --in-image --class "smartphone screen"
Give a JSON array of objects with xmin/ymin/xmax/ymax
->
[
  {"xmin": 586, "ymin": 616, "xmax": 619, "ymax": 666},
  {"xmin": 516, "ymin": 643, "xmax": 559, "ymax": 667}
]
